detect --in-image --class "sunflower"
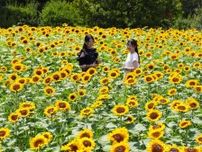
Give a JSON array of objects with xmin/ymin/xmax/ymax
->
[
  {"xmin": 8, "ymin": 112, "xmax": 20, "ymax": 123},
  {"xmin": 147, "ymin": 63, "xmax": 155, "ymax": 70},
  {"xmin": 55, "ymin": 100, "xmax": 71, "ymax": 111},
  {"xmin": 183, "ymin": 147, "xmax": 201, "ymax": 152},
  {"xmin": 148, "ymin": 130, "xmax": 164, "ymax": 139},
  {"xmin": 144, "ymin": 75, "xmax": 154, "ymax": 83},
  {"xmin": 110, "ymin": 141, "xmax": 130, "ymax": 152},
  {"xmin": 185, "ymin": 80, "xmax": 199, "ymax": 88},
  {"xmin": 99, "ymin": 86, "xmax": 109, "ymax": 94},
  {"xmin": 146, "ymin": 139, "xmax": 166, "ymax": 152},
  {"xmin": 145, "ymin": 101, "xmax": 157, "ymax": 111},
  {"xmin": 44, "ymin": 106, "xmax": 57, "ymax": 117},
  {"xmin": 175, "ymin": 103, "xmax": 189, "ymax": 112},
  {"xmin": 195, "ymin": 134, "xmax": 202, "ymax": 144},
  {"xmin": 154, "ymin": 71, "xmax": 164, "ymax": 80},
  {"xmin": 108, "ymin": 70, "xmax": 119, "ymax": 79},
  {"xmin": 59, "ymin": 70, "xmax": 68, "ymax": 80},
  {"xmin": 194, "ymin": 85, "xmax": 202, "ymax": 93},
  {"xmin": 68, "ymin": 92, "xmax": 77, "ymax": 101},
  {"xmin": 16, "ymin": 108, "xmax": 30, "ymax": 117},
  {"xmin": 170, "ymin": 100, "xmax": 183, "ymax": 111},
  {"xmin": 167, "ymin": 88, "xmax": 177, "ymax": 96},
  {"xmin": 30, "ymin": 75, "xmax": 41, "ymax": 83},
  {"xmin": 179, "ymin": 120, "xmax": 192, "ymax": 129},
  {"xmin": 33, "ymin": 69, "xmax": 44, "ymax": 76},
  {"xmin": 71, "ymin": 73, "xmax": 81, "ymax": 82},
  {"xmin": 86, "ymin": 67, "xmax": 97, "ymax": 76},
  {"xmin": 9, "ymin": 82, "xmax": 23, "ymax": 92},
  {"xmin": 12, "ymin": 63, "xmax": 25, "ymax": 72},
  {"xmin": 41, "ymin": 132, "xmax": 53, "ymax": 143},
  {"xmin": 80, "ymin": 107, "xmax": 94, "ymax": 117},
  {"xmin": 146, "ymin": 109, "xmax": 162, "ymax": 122},
  {"xmin": 149, "ymin": 123, "xmax": 165, "ymax": 132},
  {"xmin": 97, "ymin": 94, "xmax": 110, "ymax": 101},
  {"xmin": 77, "ymin": 128, "xmax": 93, "ymax": 139},
  {"xmin": 100, "ymin": 77, "xmax": 110, "ymax": 85},
  {"xmin": 80, "ymin": 137, "xmax": 96, "ymax": 151},
  {"xmin": 19, "ymin": 101, "xmax": 36, "ymax": 111},
  {"xmin": 44, "ymin": 86, "xmax": 55, "ymax": 96},
  {"xmin": 166, "ymin": 144, "xmax": 182, "ymax": 152},
  {"xmin": 61, "ymin": 139, "xmax": 83, "ymax": 151},
  {"xmin": 16, "ymin": 78, "xmax": 27, "ymax": 85},
  {"xmin": 193, "ymin": 61, "xmax": 201, "ymax": 69},
  {"xmin": 81, "ymin": 73, "xmax": 92, "ymax": 84},
  {"xmin": 124, "ymin": 115, "xmax": 135, "ymax": 124},
  {"xmin": 43, "ymin": 76, "xmax": 52, "ymax": 85},
  {"xmin": 30, "ymin": 135, "xmax": 48, "ymax": 150},
  {"xmin": 186, "ymin": 97, "xmax": 200, "ymax": 110},
  {"xmin": 134, "ymin": 68, "xmax": 143, "ymax": 76},
  {"xmin": 91, "ymin": 100, "xmax": 103, "ymax": 108},
  {"xmin": 8, "ymin": 73, "xmax": 19, "ymax": 81},
  {"xmin": 124, "ymin": 78, "xmax": 137, "ymax": 85},
  {"xmin": 158, "ymin": 97, "xmax": 169, "ymax": 105},
  {"xmin": 169, "ymin": 74, "xmax": 183, "ymax": 84},
  {"xmin": 112, "ymin": 104, "xmax": 129, "ymax": 116},
  {"xmin": 77, "ymin": 89, "xmax": 86, "ymax": 97},
  {"xmin": 51, "ymin": 72, "xmax": 61, "ymax": 82},
  {"xmin": 126, "ymin": 99, "xmax": 138, "ymax": 108},
  {"xmin": 0, "ymin": 128, "xmax": 10, "ymax": 140},
  {"xmin": 184, "ymin": 66, "xmax": 190, "ymax": 72},
  {"xmin": 108, "ymin": 127, "xmax": 129, "ymax": 144}
]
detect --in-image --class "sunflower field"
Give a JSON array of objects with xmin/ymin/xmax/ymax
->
[{"xmin": 0, "ymin": 25, "xmax": 201, "ymax": 152}]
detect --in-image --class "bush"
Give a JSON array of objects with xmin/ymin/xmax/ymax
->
[
  {"xmin": 0, "ymin": 1, "xmax": 38, "ymax": 27},
  {"xmin": 173, "ymin": 7, "xmax": 202, "ymax": 30},
  {"xmin": 40, "ymin": 0, "xmax": 81, "ymax": 26}
]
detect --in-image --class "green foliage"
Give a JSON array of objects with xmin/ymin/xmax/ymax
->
[
  {"xmin": 0, "ymin": 1, "xmax": 38, "ymax": 27},
  {"xmin": 174, "ymin": 7, "xmax": 202, "ymax": 30},
  {"xmin": 40, "ymin": 0, "xmax": 82, "ymax": 26},
  {"xmin": 73, "ymin": 0, "xmax": 182, "ymax": 28}
]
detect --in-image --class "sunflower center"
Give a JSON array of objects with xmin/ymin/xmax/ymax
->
[
  {"xmin": 152, "ymin": 144, "xmax": 163, "ymax": 152},
  {"xmin": 53, "ymin": 75, "xmax": 59, "ymax": 80},
  {"xmin": 81, "ymin": 133, "xmax": 90, "ymax": 138},
  {"xmin": 170, "ymin": 148, "xmax": 179, "ymax": 152},
  {"xmin": 20, "ymin": 110, "xmax": 28, "ymax": 115},
  {"xmin": 198, "ymin": 137, "xmax": 202, "ymax": 142},
  {"xmin": 186, "ymin": 148, "xmax": 197, "ymax": 152},
  {"xmin": 34, "ymin": 139, "xmax": 44, "ymax": 147},
  {"xmin": 114, "ymin": 145, "xmax": 126, "ymax": 152},
  {"xmin": 116, "ymin": 107, "xmax": 125, "ymax": 113},
  {"xmin": 70, "ymin": 144, "xmax": 78, "ymax": 151},
  {"xmin": 46, "ymin": 89, "xmax": 53, "ymax": 94},
  {"xmin": 178, "ymin": 106, "xmax": 185, "ymax": 110},
  {"xmin": 152, "ymin": 132, "xmax": 161, "ymax": 138},
  {"xmin": 11, "ymin": 114, "xmax": 18, "ymax": 120},
  {"xmin": 112, "ymin": 134, "xmax": 124, "ymax": 142},
  {"xmin": 148, "ymin": 103, "xmax": 154, "ymax": 109},
  {"xmin": 190, "ymin": 103, "xmax": 197, "ymax": 108},
  {"xmin": 181, "ymin": 122, "xmax": 188, "ymax": 126},
  {"xmin": 83, "ymin": 140, "xmax": 91, "ymax": 147},
  {"xmin": 146, "ymin": 77, "xmax": 152, "ymax": 81},
  {"xmin": 13, "ymin": 84, "xmax": 20, "ymax": 90},
  {"xmin": 59, "ymin": 103, "xmax": 66, "ymax": 108},
  {"xmin": 47, "ymin": 108, "xmax": 54, "ymax": 113},
  {"xmin": 150, "ymin": 112, "xmax": 159, "ymax": 119},
  {"xmin": 173, "ymin": 78, "xmax": 179, "ymax": 82},
  {"xmin": 0, "ymin": 131, "xmax": 6, "ymax": 137}
]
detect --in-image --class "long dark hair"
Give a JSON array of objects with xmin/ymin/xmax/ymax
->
[
  {"xmin": 82, "ymin": 34, "xmax": 94, "ymax": 51},
  {"xmin": 127, "ymin": 39, "xmax": 140, "ymax": 64}
]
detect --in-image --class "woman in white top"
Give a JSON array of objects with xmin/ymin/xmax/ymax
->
[{"xmin": 123, "ymin": 39, "xmax": 140, "ymax": 72}]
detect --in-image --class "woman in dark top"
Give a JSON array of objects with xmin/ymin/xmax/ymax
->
[{"xmin": 77, "ymin": 34, "xmax": 99, "ymax": 71}]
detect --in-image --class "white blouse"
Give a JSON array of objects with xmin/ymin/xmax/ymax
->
[{"xmin": 124, "ymin": 52, "xmax": 139, "ymax": 69}]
